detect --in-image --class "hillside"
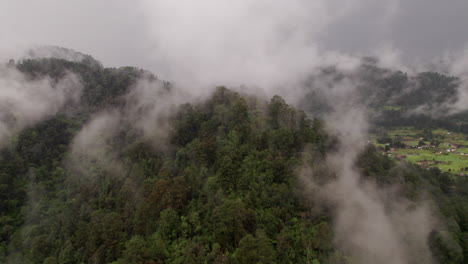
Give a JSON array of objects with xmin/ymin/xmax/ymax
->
[
  {"xmin": 0, "ymin": 55, "xmax": 467, "ymax": 264},
  {"xmin": 300, "ymin": 59, "xmax": 468, "ymax": 132}
]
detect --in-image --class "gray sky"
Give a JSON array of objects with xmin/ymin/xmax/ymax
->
[
  {"xmin": 321, "ymin": 0, "xmax": 468, "ymax": 60},
  {"xmin": 1, "ymin": 0, "xmax": 468, "ymax": 86}
]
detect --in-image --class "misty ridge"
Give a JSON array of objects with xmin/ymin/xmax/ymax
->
[
  {"xmin": 0, "ymin": 45, "xmax": 465, "ymax": 264},
  {"xmin": 1, "ymin": 1, "xmax": 468, "ymax": 264}
]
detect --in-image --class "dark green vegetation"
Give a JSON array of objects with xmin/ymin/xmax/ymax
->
[{"xmin": 0, "ymin": 55, "xmax": 467, "ymax": 263}]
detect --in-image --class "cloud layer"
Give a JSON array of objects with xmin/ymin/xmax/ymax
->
[{"xmin": 2, "ymin": 0, "xmax": 468, "ymax": 87}]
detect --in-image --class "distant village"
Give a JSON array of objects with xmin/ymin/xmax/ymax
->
[{"xmin": 375, "ymin": 131, "xmax": 468, "ymax": 177}]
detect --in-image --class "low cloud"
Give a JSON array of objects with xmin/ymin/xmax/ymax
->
[
  {"xmin": 0, "ymin": 64, "xmax": 82, "ymax": 147},
  {"xmin": 67, "ymin": 109, "xmax": 122, "ymax": 180},
  {"xmin": 66, "ymin": 73, "xmax": 193, "ymax": 181},
  {"xmin": 298, "ymin": 71, "xmax": 436, "ymax": 264},
  {"xmin": 448, "ymin": 47, "xmax": 468, "ymax": 113}
]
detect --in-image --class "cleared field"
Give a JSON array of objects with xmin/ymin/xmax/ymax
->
[
  {"xmin": 404, "ymin": 140, "xmax": 420, "ymax": 146},
  {"xmin": 388, "ymin": 129, "xmax": 421, "ymax": 137},
  {"xmin": 372, "ymin": 127, "xmax": 468, "ymax": 174},
  {"xmin": 458, "ymin": 148, "xmax": 468, "ymax": 154}
]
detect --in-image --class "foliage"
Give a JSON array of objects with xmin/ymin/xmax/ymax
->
[{"xmin": 0, "ymin": 57, "xmax": 466, "ymax": 264}]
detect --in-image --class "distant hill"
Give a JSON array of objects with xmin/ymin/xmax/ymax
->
[
  {"xmin": 24, "ymin": 46, "xmax": 102, "ymax": 67},
  {"xmin": 300, "ymin": 58, "xmax": 468, "ymax": 132}
]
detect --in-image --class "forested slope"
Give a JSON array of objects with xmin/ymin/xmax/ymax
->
[{"xmin": 0, "ymin": 56, "xmax": 466, "ymax": 264}]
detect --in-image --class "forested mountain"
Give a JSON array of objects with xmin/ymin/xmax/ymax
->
[
  {"xmin": 300, "ymin": 58, "xmax": 468, "ymax": 132},
  {"xmin": 0, "ymin": 55, "xmax": 467, "ymax": 264}
]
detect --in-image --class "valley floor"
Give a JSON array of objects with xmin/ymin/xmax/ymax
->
[{"xmin": 371, "ymin": 127, "xmax": 468, "ymax": 176}]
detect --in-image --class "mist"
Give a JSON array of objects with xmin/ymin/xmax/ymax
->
[
  {"xmin": 67, "ymin": 110, "xmax": 122, "ymax": 180},
  {"xmin": 448, "ymin": 47, "xmax": 468, "ymax": 113},
  {"xmin": 297, "ymin": 72, "xmax": 437, "ymax": 263},
  {"xmin": 66, "ymin": 73, "xmax": 191, "ymax": 184},
  {"xmin": 2, "ymin": 0, "xmax": 467, "ymax": 263},
  {"xmin": 0, "ymin": 64, "xmax": 82, "ymax": 147},
  {"xmin": 2, "ymin": 0, "xmax": 468, "ymax": 81}
]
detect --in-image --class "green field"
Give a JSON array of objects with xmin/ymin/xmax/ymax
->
[
  {"xmin": 372, "ymin": 127, "xmax": 468, "ymax": 175},
  {"xmin": 458, "ymin": 148, "xmax": 468, "ymax": 154},
  {"xmin": 383, "ymin": 105, "xmax": 403, "ymax": 111}
]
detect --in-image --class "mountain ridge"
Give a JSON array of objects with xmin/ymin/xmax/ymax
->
[{"xmin": 0, "ymin": 52, "xmax": 466, "ymax": 264}]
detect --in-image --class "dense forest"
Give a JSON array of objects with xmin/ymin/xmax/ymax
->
[{"xmin": 0, "ymin": 54, "xmax": 467, "ymax": 264}]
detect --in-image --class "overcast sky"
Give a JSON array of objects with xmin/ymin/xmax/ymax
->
[{"xmin": 1, "ymin": 0, "xmax": 468, "ymax": 86}]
